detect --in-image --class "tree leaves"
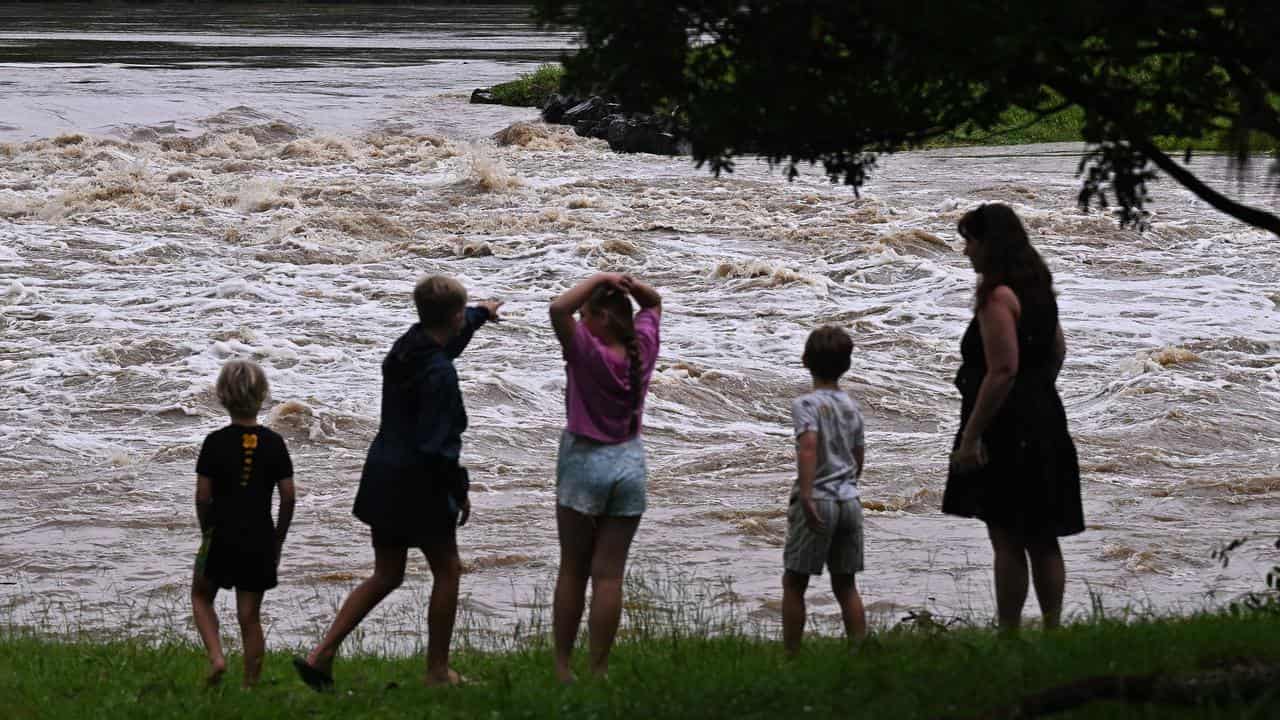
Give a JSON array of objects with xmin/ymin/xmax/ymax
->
[{"xmin": 536, "ymin": 0, "xmax": 1280, "ymax": 234}]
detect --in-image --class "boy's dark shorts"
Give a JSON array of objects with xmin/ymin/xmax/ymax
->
[
  {"xmin": 370, "ymin": 520, "xmax": 457, "ymax": 550},
  {"xmin": 197, "ymin": 534, "xmax": 278, "ymax": 592}
]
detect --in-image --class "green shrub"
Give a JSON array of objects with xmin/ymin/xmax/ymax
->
[{"xmin": 489, "ymin": 64, "xmax": 565, "ymax": 108}]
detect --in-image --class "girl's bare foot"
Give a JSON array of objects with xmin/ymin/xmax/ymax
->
[
  {"xmin": 423, "ymin": 667, "xmax": 464, "ymax": 687},
  {"xmin": 205, "ymin": 657, "xmax": 227, "ymax": 687}
]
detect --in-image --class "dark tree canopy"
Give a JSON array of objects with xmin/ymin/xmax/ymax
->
[{"xmin": 535, "ymin": 1, "xmax": 1280, "ymax": 235}]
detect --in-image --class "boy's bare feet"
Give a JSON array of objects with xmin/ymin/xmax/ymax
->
[
  {"xmin": 205, "ymin": 657, "xmax": 227, "ymax": 687},
  {"xmin": 423, "ymin": 667, "xmax": 465, "ymax": 687},
  {"xmin": 305, "ymin": 647, "xmax": 335, "ymax": 675}
]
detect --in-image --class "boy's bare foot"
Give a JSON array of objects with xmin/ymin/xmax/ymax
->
[
  {"xmin": 555, "ymin": 667, "xmax": 577, "ymax": 686},
  {"xmin": 293, "ymin": 656, "xmax": 334, "ymax": 692},
  {"xmin": 205, "ymin": 657, "xmax": 227, "ymax": 687},
  {"xmin": 423, "ymin": 667, "xmax": 465, "ymax": 687},
  {"xmin": 306, "ymin": 648, "xmax": 335, "ymax": 675}
]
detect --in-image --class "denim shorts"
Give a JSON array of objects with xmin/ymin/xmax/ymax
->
[{"xmin": 555, "ymin": 431, "xmax": 647, "ymax": 517}]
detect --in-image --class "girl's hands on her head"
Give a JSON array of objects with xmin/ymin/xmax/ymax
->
[
  {"xmin": 478, "ymin": 300, "xmax": 504, "ymax": 322},
  {"xmin": 595, "ymin": 272, "xmax": 628, "ymax": 290}
]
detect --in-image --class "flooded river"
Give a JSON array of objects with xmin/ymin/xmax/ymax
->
[{"xmin": 1, "ymin": 3, "xmax": 1277, "ymax": 650}]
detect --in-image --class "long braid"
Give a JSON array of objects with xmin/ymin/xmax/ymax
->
[
  {"xmin": 588, "ymin": 285, "xmax": 644, "ymax": 434},
  {"xmin": 621, "ymin": 324, "xmax": 643, "ymax": 433}
]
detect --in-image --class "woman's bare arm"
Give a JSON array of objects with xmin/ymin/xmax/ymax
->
[{"xmin": 957, "ymin": 286, "xmax": 1021, "ymax": 457}]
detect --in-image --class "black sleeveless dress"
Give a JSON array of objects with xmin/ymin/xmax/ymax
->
[{"xmin": 941, "ymin": 290, "xmax": 1084, "ymax": 537}]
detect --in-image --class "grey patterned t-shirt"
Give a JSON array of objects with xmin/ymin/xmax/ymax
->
[{"xmin": 791, "ymin": 389, "xmax": 865, "ymax": 501}]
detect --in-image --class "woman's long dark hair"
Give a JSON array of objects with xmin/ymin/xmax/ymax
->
[
  {"xmin": 586, "ymin": 284, "xmax": 644, "ymax": 431},
  {"xmin": 958, "ymin": 203, "xmax": 1054, "ymax": 309}
]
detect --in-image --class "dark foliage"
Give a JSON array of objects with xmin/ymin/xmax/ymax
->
[{"xmin": 535, "ymin": 1, "xmax": 1280, "ymax": 234}]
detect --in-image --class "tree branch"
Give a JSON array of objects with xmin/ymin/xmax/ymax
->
[
  {"xmin": 1134, "ymin": 139, "xmax": 1280, "ymax": 237},
  {"xmin": 1048, "ymin": 72, "xmax": 1280, "ymax": 236}
]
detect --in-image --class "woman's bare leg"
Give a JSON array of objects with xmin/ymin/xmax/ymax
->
[
  {"xmin": 1027, "ymin": 536, "xmax": 1066, "ymax": 629},
  {"xmin": 987, "ymin": 524, "xmax": 1029, "ymax": 632}
]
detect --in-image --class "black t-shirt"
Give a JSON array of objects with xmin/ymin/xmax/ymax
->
[{"xmin": 196, "ymin": 425, "xmax": 292, "ymax": 548}]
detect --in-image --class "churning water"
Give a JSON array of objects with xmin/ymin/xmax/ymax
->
[{"xmin": 1, "ymin": 4, "xmax": 1278, "ymax": 646}]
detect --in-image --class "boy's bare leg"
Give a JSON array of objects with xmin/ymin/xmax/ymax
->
[
  {"xmin": 422, "ymin": 538, "xmax": 462, "ymax": 686},
  {"xmin": 553, "ymin": 506, "xmax": 595, "ymax": 684},
  {"xmin": 191, "ymin": 574, "xmax": 226, "ymax": 685},
  {"xmin": 1027, "ymin": 536, "xmax": 1065, "ymax": 629},
  {"xmin": 987, "ymin": 524, "xmax": 1029, "ymax": 632},
  {"xmin": 829, "ymin": 573, "xmax": 867, "ymax": 644},
  {"xmin": 236, "ymin": 590, "xmax": 266, "ymax": 687},
  {"xmin": 586, "ymin": 515, "xmax": 640, "ymax": 678},
  {"xmin": 781, "ymin": 570, "xmax": 810, "ymax": 657},
  {"xmin": 306, "ymin": 546, "xmax": 408, "ymax": 672}
]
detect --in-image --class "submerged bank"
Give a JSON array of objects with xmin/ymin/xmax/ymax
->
[{"xmin": 3, "ymin": 614, "xmax": 1279, "ymax": 718}]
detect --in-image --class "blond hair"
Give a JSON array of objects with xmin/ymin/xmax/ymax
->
[
  {"xmin": 216, "ymin": 359, "xmax": 269, "ymax": 418},
  {"xmin": 413, "ymin": 274, "xmax": 468, "ymax": 328}
]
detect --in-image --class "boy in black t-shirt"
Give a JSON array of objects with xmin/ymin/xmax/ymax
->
[{"xmin": 193, "ymin": 359, "xmax": 296, "ymax": 687}]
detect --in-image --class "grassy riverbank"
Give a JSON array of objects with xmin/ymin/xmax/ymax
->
[{"xmin": 3, "ymin": 613, "xmax": 1279, "ymax": 719}]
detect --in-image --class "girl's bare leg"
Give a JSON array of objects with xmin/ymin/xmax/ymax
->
[
  {"xmin": 586, "ymin": 515, "xmax": 640, "ymax": 678},
  {"xmin": 553, "ymin": 506, "xmax": 596, "ymax": 684}
]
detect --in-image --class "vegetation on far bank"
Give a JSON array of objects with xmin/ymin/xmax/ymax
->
[
  {"xmin": 488, "ymin": 64, "xmax": 564, "ymax": 108},
  {"xmin": 3, "ymin": 613, "xmax": 1280, "ymax": 719},
  {"xmin": 494, "ymin": 65, "xmax": 1277, "ymax": 156}
]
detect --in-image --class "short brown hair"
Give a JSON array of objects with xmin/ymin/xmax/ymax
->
[
  {"xmin": 803, "ymin": 325, "xmax": 853, "ymax": 381},
  {"xmin": 413, "ymin": 274, "xmax": 467, "ymax": 328},
  {"xmin": 216, "ymin": 359, "xmax": 269, "ymax": 418}
]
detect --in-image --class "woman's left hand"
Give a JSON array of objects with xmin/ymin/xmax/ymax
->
[{"xmin": 950, "ymin": 439, "xmax": 988, "ymax": 473}]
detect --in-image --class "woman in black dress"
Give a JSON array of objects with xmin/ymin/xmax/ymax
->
[{"xmin": 943, "ymin": 203, "xmax": 1083, "ymax": 631}]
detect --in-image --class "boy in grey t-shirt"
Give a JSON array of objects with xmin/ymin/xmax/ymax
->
[{"xmin": 783, "ymin": 324, "xmax": 867, "ymax": 656}]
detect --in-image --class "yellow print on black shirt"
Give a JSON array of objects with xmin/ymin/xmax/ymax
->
[{"xmin": 241, "ymin": 432, "xmax": 258, "ymax": 486}]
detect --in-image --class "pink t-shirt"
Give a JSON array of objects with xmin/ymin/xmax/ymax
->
[{"xmin": 564, "ymin": 308, "xmax": 661, "ymax": 443}]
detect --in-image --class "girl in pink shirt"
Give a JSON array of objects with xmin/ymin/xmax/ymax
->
[{"xmin": 548, "ymin": 272, "xmax": 661, "ymax": 683}]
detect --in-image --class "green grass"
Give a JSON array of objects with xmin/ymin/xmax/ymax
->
[
  {"xmin": 927, "ymin": 104, "xmax": 1280, "ymax": 153},
  {"xmin": 488, "ymin": 64, "xmax": 564, "ymax": 108},
  {"xmin": 3, "ymin": 614, "xmax": 1280, "ymax": 719}
]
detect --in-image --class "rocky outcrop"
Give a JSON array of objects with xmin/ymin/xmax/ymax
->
[
  {"xmin": 540, "ymin": 94, "xmax": 682, "ymax": 156},
  {"xmin": 469, "ymin": 88, "xmax": 500, "ymax": 105}
]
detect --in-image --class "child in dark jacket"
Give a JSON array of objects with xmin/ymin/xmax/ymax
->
[{"xmin": 295, "ymin": 275, "xmax": 500, "ymax": 689}]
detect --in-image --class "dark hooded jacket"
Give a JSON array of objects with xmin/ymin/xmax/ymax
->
[{"xmin": 352, "ymin": 307, "xmax": 489, "ymax": 533}]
